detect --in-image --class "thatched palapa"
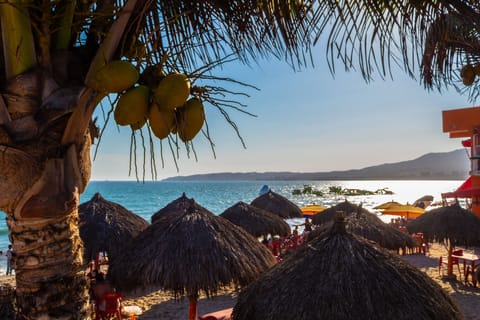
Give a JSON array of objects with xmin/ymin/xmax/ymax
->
[
  {"xmin": 311, "ymin": 200, "xmax": 369, "ymax": 225},
  {"xmin": 107, "ymin": 196, "xmax": 276, "ymax": 320},
  {"xmin": 79, "ymin": 192, "xmax": 149, "ymax": 263},
  {"xmin": 308, "ymin": 209, "xmax": 417, "ymax": 251},
  {"xmin": 407, "ymin": 203, "xmax": 480, "ymax": 277},
  {"xmin": 250, "ymin": 190, "xmax": 302, "ymax": 219},
  {"xmin": 232, "ymin": 215, "xmax": 463, "ymax": 320},
  {"xmin": 150, "ymin": 192, "xmax": 210, "ymax": 223},
  {"xmin": 220, "ymin": 201, "xmax": 291, "ymax": 238}
]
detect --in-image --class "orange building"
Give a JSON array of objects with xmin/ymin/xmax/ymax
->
[{"xmin": 442, "ymin": 106, "xmax": 480, "ymax": 216}]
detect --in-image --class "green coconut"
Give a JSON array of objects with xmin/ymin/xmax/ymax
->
[
  {"xmin": 148, "ymin": 103, "xmax": 176, "ymax": 139},
  {"xmin": 88, "ymin": 60, "xmax": 139, "ymax": 93},
  {"xmin": 152, "ymin": 73, "xmax": 191, "ymax": 110},
  {"xmin": 177, "ymin": 98, "xmax": 205, "ymax": 142},
  {"xmin": 114, "ymin": 85, "xmax": 150, "ymax": 126}
]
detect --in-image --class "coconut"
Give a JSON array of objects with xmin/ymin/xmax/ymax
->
[
  {"xmin": 461, "ymin": 64, "xmax": 475, "ymax": 86},
  {"xmin": 176, "ymin": 98, "xmax": 205, "ymax": 142},
  {"xmin": 139, "ymin": 64, "xmax": 166, "ymax": 88},
  {"xmin": 130, "ymin": 117, "xmax": 146, "ymax": 130},
  {"xmin": 148, "ymin": 103, "xmax": 176, "ymax": 139},
  {"xmin": 88, "ymin": 60, "xmax": 139, "ymax": 93},
  {"xmin": 152, "ymin": 73, "xmax": 190, "ymax": 110},
  {"xmin": 114, "ymin": 85, "xmax": 150, "ymax": 126}
]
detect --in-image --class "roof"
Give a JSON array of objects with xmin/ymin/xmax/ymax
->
[{"xmin": 442, "ymin": 177, "xmax": 480, "ymax": 198}]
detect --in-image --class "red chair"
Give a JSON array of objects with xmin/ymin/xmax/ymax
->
[
  {"xmin": 439, "ymin": 249, "xmax": 463, "ymax": 279},
  {"xmin": 95, "ymin": 292, "xmax": 123, "ymax": 320}
]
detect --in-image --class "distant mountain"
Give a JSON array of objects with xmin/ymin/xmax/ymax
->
[{"xmin": 163, "ymin": 149, "xmax": 470, "ymax": 181}]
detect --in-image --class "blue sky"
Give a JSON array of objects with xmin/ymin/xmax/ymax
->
[{"xmin": 91, "ymin": 46, "xmax": 473, "ymax": 181}]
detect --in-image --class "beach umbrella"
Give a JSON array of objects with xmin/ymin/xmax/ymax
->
[
  {"xmin": 232, "ymin": 215, "xmax": 463, "ymax": 320},
  {"xmin": 380, "ymin": 204, "xmax": 425, "ymax": 220},
  {"xmin": 311, "ymin": 200, "xmax": 369, "ymax": 225},
  {"xmin": 250, "ymin": 190, "xmax": 303, "ymax": 219},
  {"xmin": 407, "ymin": 203, "xmax": 480, "ymax": 277},
  {"xmin": 300, "ymin": 204, "xmax": 326, "ymax": 218},
  {"xmin": 79, "ymin": 192, "xmax": 149, "ymax": 264},
  {"xmin": 107, "ymin": 197, "xmax": 276, "ymax": 320},
  {"xmin": 307, "ymin": 209, "xmax": 417, "ymax": 251},
  {"xmin": 373, "ymin": 200, "xmax": 401, "ymax": 210},
  {"xmin": 220, "ymin": 201, "xmax": 291, "ymax": 238},
  {"xmin": 150, "ymin": 192, "xmax": 211, "ymax": 224}
]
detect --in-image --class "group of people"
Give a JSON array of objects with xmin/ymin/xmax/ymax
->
[{"xmin": 262, "ymin": 218, "xmax": 315, "ymax": 260}]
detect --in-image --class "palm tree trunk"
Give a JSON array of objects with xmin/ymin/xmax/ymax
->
[{"xmin": 5, "ymin": 152, "xmax": 93, "ymax": 319}]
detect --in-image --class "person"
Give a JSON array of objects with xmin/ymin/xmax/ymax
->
[
  {"xmin": 6, "ymin": 245, "xmax": 15, "ymax": 275},
  {"xmin": 303, "ymin": 218, "xmax": 313, "ymax": 233}
]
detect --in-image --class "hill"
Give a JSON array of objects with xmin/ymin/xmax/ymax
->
[{"xmin": 163, "ymin": 149, "xmax": 470, "ymax": 181}]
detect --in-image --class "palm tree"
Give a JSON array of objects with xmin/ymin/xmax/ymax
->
[
  {"xmin": 0, "ymin": 1, "xmax": 315, "ymax": 318},
  {"xmin": 0, "ymin": 0, "xmax": 477, "ymax": 318}
]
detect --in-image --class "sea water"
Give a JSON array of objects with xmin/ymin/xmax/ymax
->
[{"xmin": 0, "ymin": 180, "xmax": 464, "ymax": 274}]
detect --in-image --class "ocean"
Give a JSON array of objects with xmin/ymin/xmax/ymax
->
[{"xmin": 0, "ymin": 179, "xmax": 464, "ymax": 274}]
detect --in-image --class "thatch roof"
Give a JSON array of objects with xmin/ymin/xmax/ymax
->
[
  {"xmin": 407, "ymin": 203, "xmax": 480, "ymax": 247},
  {"xmin": 232, "ymin": 216, "xmax": 463, "ymax": 320},
  {"xmin": 220, "ymin": 202, "xmax": 291, "ymax": 238},
  {"xmin": 311, "ymin": 200, "xmax": 369, "ymax": 225},
  {"xmin": 250, "ymin": 190, "xmax": 302, "ymax": 219},
  {"xmin": 79, "ymin": 193, "xmax": 149, "ymax": 263},
  {"xmin": 308, "ymin": 210, "xmax": 417, "ymax": 250},
  {"xmin": 107, "ymin": 198, "xmax": 276, "ymax": 297},
  {"xmin": 150, "ymin": 192, "xmax": 210, "ymax": 224}
]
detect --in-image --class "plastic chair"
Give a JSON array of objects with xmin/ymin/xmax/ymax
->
[
  {"xmin": 439, "ymin": 249, "xmax": 463, "ymax": 279},
  {"xmin": 95, "ymin": 292, "xmax": 123, "ymax": 320}
]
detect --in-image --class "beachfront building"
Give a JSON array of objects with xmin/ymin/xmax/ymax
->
[{"xmin": 442, "ymin": 106, "xmax": 480, "ymax": 215}]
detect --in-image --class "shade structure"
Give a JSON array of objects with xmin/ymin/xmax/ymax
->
[
  {"xmin": 407, "ymin": 203, "xmax": 480, "ymax": 277},
  {"xmin": 406, "ymin": 203, "xmax": 480, "ymax": 247},
  {"xmin": 232, "ymin": 216, "xmax": 462, "ymax": 320},
  {"xmin": 150, "ymin": 192, "xmax": 211, "ymax": 224},
  {"xmin": 220, "ymin": 202, "xmax": 291, "ymax": 238},
  {"xmin": 380, "ymin": 204, "xmax": 425, "ymax": 219},
  {"xmin": 373, "ymin": 201, "xmax": 401, "ymax": 210},
  {"xmin": 250, "ymin": 190, "xmax": 302, "ymax": 219},
  {"xmin": 300, "ymin": 204, "xmax": 326, "ymax": 217},
  {"xmin": 413, "ymin": 195, "xmax": 434, "ymax": 209},
  {"xmin": 311, "ymin": 200, "xmax": 369, "ymax": 225},
  {"xmin": 78, "ymin": 193, "xmax": 149, "ymax": 263},
  {"xmin": 442, "ymin": 176, "xmax": 480, "ymax": 198},
  {"xmin": 107, "ymin": 197, "xmax": 276, "ymax": 320},
  {"xmin": 308, "ymin": 210, "xmax": 417, "ymax": 251}
]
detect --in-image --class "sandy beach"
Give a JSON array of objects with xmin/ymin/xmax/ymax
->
[
  {"xmin": 0, "ymin": 242, "xmax": 478, "ymax": 319},
  {"xmin": 116, "ymin": 242, "xmax": 480, "ymax": 319}
]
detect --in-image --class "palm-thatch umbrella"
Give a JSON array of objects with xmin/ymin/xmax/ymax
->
[
  {"xmin": 308, "ymin": 209, "xmax": 417, "ymax": 251},
  {"xmin": 79, "ymin": 192, "xmax": 149, "ymax": 265},
  {"xmin": 220, "ymin": 202, "xmax": 291, "ymax": 238},
  {"xmin": 150, "ymin": 192, "xmax": 210, "ymax": 223},
  {"xmin": 232, "ymin": 214, "xmax": 463, "ymax": 320},
  {"xmin": 311, "ymin": 200, "xmax": 369, "ymax": 225},
  {"xmin": 250, "ymin": 190, "xmax": 302, "ymax": 219},
  {"xmin": 407, "ymin": 203, "xmax": 480, "ymax": 277},
  {"xmin": 107, "ymin": 197, "xmax": 276, "ymax": 320}
]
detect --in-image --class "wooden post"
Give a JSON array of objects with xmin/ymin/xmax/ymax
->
[
  {"xmin": 447, "ymin": 241, "xmax": 454, "ymax": 276},
  {"xmin": 188, "ymin": 294, "xmax": 198, "ymax": 320}
]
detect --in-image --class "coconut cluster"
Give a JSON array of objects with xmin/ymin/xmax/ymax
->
[
  {"xmin": 460, "ymin": 63, "xmax": 480, "ymax": 86},
  {"xmin": 89, "ymin": 60, "xmax": 205, "ymax": 142}
]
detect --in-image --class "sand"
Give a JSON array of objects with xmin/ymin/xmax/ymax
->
[{"xmin": 0, "ymin": 243, "xmax": 479, "ymax": 319}]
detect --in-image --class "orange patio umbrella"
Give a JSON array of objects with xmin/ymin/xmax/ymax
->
[
  {"xmin": 373, "ymin": 201, "xmax": 401, "ymax": 210},
  {"xmin": 380, "ymin": 204, "xmax": 425, "ymax": 220},
  {"xmin": 300, "ymin": 204, "xmax": 327, "ymax": 217}
]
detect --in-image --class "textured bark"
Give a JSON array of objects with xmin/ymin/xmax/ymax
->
[{"xmin": 0, "ymin": 70, "xmax": 94, "ymax": 319}]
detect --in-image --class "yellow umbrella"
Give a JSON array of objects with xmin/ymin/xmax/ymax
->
[
  {"xmin": 300, "ymin": 204, "xmax": 327, "ymax": 217},
  {"xmin": 381, "ymin": 204, "xmax": 425, "ymax": 220},
  {"xmin": 373, "ymin": 201, "xmax": 401, "ymax": 210}
]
